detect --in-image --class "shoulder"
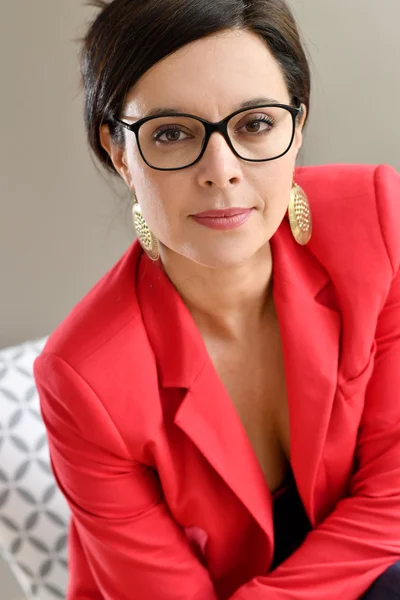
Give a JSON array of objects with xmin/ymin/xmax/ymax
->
[
  {"xmin": 296, "ymin": 163, "xmax": 400, "ymax": 276},
  {"xmin": 33, "ymin": 239, "xmax": 160, "ymax": 461},
  {"xmin": 38, "ymin": 239, "xmax": 146, "ymax": 370}
]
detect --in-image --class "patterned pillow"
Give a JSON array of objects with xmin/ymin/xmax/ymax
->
[{"xmin": 0, "ymin": 338, "xmax": 70, "ymax": 600}]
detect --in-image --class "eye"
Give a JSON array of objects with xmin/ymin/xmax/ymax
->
[
  {"xmin": 152, "ymin": 127, "xmax": 191, "ymax": 143},
  {"xmin": 237, "ymin": 114, "xmax": 275, "ymax": 134}
]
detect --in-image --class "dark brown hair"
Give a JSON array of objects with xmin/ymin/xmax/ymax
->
[{"xmin": 81, "ymin": 0, "xmax": 311, "ymax": 175}]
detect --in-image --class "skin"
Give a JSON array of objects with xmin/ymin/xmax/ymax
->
[{"xmin": 100, "ymin": 28, "xmax": 306, "ymax": 489}]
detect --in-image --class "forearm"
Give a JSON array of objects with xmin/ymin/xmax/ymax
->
[{"xmin": 230, "ymin": 491, "xmax": 400, "ymax": 599}]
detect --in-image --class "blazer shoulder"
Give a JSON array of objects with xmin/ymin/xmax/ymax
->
[
  {"xmin": 373, "ymin": 164, "xmax": 400, "ymax": 272},
  {"xmin": 39, "ymin": 240, "xmax": 145, "ymax": 369},
  {"xmin": 34, "ymin": 240, "xmax": 160, "ymax": 462},
  {"xmin": 296, "ymin": 163, "xmax": 400, "ymax": 277}
]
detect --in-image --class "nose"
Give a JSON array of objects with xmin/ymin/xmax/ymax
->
[{"xmin": 196, "ymin": 131, "xmax": 242, "ymax": 188}]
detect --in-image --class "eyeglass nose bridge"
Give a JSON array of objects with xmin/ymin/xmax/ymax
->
[{"xmin": 199, "ymin": 117, "xmax": 240, "ymax": 161}]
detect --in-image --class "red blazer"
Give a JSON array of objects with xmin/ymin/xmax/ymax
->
[{"xmin": 34, "ymin": 163, "xmax": 400, "ymax": 600}]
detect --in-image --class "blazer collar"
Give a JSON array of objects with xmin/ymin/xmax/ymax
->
[
  {"xmin": 136, "ymin": 247, "xmax": 206, "ymax": 388},
  {"xmin": 136, "ymin": 214, "xmax": 341, "ymax": 538}
]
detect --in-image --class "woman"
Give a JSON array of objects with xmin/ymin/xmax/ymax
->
[{"xmin": 33, "ymin": 0, "xmax": 400, "ymax": 598}]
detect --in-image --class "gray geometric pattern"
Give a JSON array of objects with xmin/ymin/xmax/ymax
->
[{"xmin": 0, "ymin": 338, "xmax": 70, "ymax": 600}]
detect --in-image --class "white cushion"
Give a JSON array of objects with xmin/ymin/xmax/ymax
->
[{"xmin": 0, "ymin": 338, "xmax": 70, "ymax": 600}]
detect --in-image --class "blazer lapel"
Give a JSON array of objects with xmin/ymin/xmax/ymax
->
[
  {"xmin": 270, "ymin": 217, "xmax": 342, "ymax": 525},
  {"xmin": 175, "ymin": 358, "xmax": 275, "ymax": 539},
  {"xmin": 137, "ymin": 251, "xmax": 274, "ymax": 540}
]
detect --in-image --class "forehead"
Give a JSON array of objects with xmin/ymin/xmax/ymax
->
[{"xmin": 124, "ymin": 29, "xmax": 289, "ymax": 120}]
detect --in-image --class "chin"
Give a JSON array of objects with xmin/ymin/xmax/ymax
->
[{"xmin": 182, "ymin": 239, "xmax": 267, "ymax": 270}]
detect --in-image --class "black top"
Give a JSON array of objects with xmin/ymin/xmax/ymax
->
[{"xmin": 270, "ymin": 470, "xmax": 312, "ymax": 571}]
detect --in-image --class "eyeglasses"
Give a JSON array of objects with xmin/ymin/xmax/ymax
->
[{"xmin": 114, "ymin": 100, "xmax": 302, "ymax": 172}]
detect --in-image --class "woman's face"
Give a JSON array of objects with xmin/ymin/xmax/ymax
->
[{"xmin": 101, "ymin": 29, "xmax": 307, "ymax": 268}]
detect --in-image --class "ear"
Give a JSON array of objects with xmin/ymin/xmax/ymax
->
[
  {"xmin": 99, "ymin": 124, "xmax": 132, "ymax": 188},
  {"xmin": 293, "ymin": 103, "xmax": 307, "ymax": 155}
]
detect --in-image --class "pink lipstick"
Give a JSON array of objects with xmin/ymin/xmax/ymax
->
[{"xmin": 191, "ymin": 208, "xmax": 253, "ymax": 231}]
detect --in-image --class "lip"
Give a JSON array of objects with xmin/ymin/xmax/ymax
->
[
  {"xmin": 193, "ymin": 207, "xmax": 252, "ymax": 218},
  {"xmin": 191, "ymin": 207, "xmax": 253, "ymax": 231}
]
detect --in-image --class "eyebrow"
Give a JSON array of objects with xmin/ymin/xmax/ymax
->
[{"xmin": 140, "ymin": 96, "xmax": 282, "ymax": 120}]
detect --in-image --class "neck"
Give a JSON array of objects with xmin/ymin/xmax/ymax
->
[{"xmin": 159, "ymin": 243, "xmax": 273, "ymax": 341}]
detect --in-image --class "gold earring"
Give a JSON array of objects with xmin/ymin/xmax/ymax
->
[
  {"xmin": 131, "ymin": 191, "xmax": 160, "ymax": 261},
  {"xmin": 288, "ymin": 181, "xmax": 312, "ymax": 245}
]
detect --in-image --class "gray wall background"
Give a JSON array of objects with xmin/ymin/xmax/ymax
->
[
  {"xmin": 0, "ymin": 1, "xmax": 399, "ymax": 593},
  {"xmin": 1, "ymin": 0, "xmax": 400, "ymax": 352}
]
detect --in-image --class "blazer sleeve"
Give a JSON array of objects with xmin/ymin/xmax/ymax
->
[
  {"xmin": 33, "ymin": 353, "xmax": 218, "ymax": 600},
  {"xmin": 230, "ymin": 164, "xmax": 400, "ymax": 600}
]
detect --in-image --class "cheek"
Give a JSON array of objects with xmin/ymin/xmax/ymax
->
[
  {"xmin": 260, "ymin": 160, "xmax": 295, "ymax": 207},
  {"xmin": 135, "ymin": 178, "xmax": 178, "ymax": 235},
  {"xmin": 127, "ymin": 145, "xmax": 188, "ymax": 237}
]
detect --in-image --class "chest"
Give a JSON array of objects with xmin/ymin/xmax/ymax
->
[{"xmin": 204, "ymin": 315, "xmax": 291, "ymax": 493}]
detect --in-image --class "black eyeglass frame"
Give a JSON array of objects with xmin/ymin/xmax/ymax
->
[{"xmin": 113, "ymin": 99, "xmax": 302, "ymax": 172}]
